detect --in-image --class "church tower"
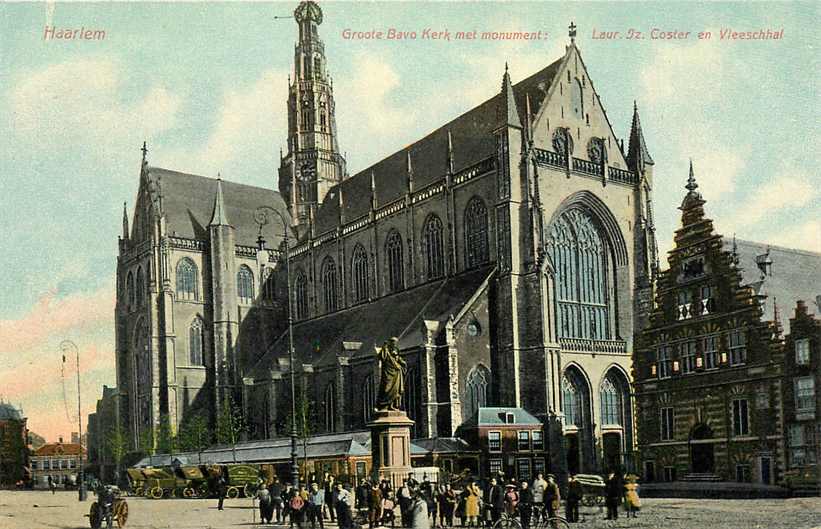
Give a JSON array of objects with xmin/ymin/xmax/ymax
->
[{"xmin": 279, "ymin": 0, "xmax": 346, "ymax": 235}]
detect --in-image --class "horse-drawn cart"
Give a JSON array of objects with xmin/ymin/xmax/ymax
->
[
  {"xmin": 574, "ymin": 474, "xmax": 606, "ymax": 506},
  {"xmin": 88, "ymin": 485, "xmax": 128, "ymax": 529}
]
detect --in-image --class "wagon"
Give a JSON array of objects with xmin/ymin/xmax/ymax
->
[
  {"xmin": 88, "ymin": 486, "xmax": 128, "ymax": 528},
  {"xmin": 125, "ymin": 469, "xmax": 146, "ymax": 497},
  {"xmin": 226, "ymin": 464, "xmax": 262, "ymax": 498},
  {"xmin": 176, "ymin": 465, "xmax": 209, "ymax": 498},
  {"xmin": 141, "ymin": 467, "xmax": 188, "ymax": 499},
  {"xmin": 573, "ymin": 474, "xmax": 606, "ymax": 506}
]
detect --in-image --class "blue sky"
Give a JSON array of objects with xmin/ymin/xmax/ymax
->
[{"xmin": 0, "ymin": 1, "xmax": 818, "ymax": 440}]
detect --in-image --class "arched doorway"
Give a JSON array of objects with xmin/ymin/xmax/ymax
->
[{"xmin": 689, "ymin": 423, "xmax": 715, "ymax": 474}]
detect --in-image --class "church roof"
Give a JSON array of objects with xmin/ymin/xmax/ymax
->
[
  {"xmin": 250, "ymin": 266, "xmax": 494, "ymax": 374},
  {"xmin": 722, "ymin": 238, "xmax": 821, "ymax": 335},
  {"xmin": 145, "ymin": 167, "xmax": 291, "ymax": 247},
  {"xmin": 312, "ymin": 58, "xmax": 564, "ymax": 235},
  {"xmin": 463, "ymin": 407, "xmax": 542, "ymax": 427}
]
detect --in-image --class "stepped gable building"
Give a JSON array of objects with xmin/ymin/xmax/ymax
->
[
  {"xmin": 245, "ymin": 9, "xmax": 658, "ymax": 477},
  {"xmin": 783, "ymin": 301, "xmax": 820, "ymax": 489},
  {"xmin": 634, "ymin": 164, "xmax": 789, "ymax": 485},
  {"xmin": 115, "ymin": 151, "xmax": 291, "ymax": 447}
]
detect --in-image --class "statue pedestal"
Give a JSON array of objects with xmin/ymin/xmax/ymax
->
[{"xmin": 368, "ymin": 410, "xmax": 414, "ymax": 489}]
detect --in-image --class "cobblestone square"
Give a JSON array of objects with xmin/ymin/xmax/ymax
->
[{"xmin": 1, "ymin": 492, "xmax": 820, "ymax": 529}]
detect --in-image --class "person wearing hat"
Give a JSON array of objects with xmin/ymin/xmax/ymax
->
[
  {"xmin": 565, "ymin": 475, "xmax": 582, "ymax": 523},
  {"xmin": 503, "ymin": 483, "xmax": 519, "ymax": 516},
  {"xmin": 487, "ymin": 477, "xmax": 504, "ymax": 526},
  {"xmin": 544, "ymin": 475, "xmax": 560, "ymax": 521},
  {"xmin": 624, "ymin": 475, "xmax": 640, "ymax": 518},
  {"xmin": 518, "ymin": 481, "xmax": 534, "ymax": 529}
]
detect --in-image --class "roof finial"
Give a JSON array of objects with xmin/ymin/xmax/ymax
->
[
  {"xmin": 122, "ymin": 201, "xmax": 129, "ymax": 240},
  {"xmin": 209, "ymin": 175, "xmax": 230, "ymax": 226},
  {"xmin": 141, "ymin": 141, "xmax": 148, "ymax": 165},
  {"xmin": 569, "ymin": 21, "xmax": 577, "ymax": 44},
  {"xmin": 686, "ymin": 159, "xmax": 698, "ymax": 192},
  {"xmin": 406, "ymin": 150, "xmax": 414, "ymax": 193},
  {"xmin": 446, "ymin": 130, "xmax": 454, "ymax": 175},
  {"xmin": 370, "ymin": 170, "xmax": 377, "ymax": 210},
  {"xmin": 505, "ymin": 61, "xmax": 509, "ymax": 73}
]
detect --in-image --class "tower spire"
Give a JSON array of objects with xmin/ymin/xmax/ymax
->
[
  {"xmin": 627, "ymin": 101, "xmax": 654, "ymax": 173},
  {"xmin": 686, "ymin": 159, "xmax": 698, "ymax": 193},
  {"xmin": 122, "ymin": 201, "xmax": 129, "ymax": 240},
  {"xmin": 141, "ymin": 141, "xmax": 148, "ymax": 165},
  {"xmin": 446, "ymin": 130, "xmax": 455, "ymax": 175},
  {"xmin": 406, "ymin": 150, "xmax": 414, "ymax": 193},
  {"xmin": 497, "ymin": 63, "xmax": 522, "ymax": 130},
  {"xmin": 370, "ymin": 170, "xmax": 377, "ymax": 210},
  {"xmin": 209, "ymin": 174, "xmax": 230, "ymax": 226}
]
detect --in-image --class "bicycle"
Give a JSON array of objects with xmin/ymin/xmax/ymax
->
[
  {"xmin": 530, "ymin": 504, "xmax": 569, "ymax": 529},
  {"xmin": 491, "ymin": 511, "xmax": 522, "ymax": 529}
]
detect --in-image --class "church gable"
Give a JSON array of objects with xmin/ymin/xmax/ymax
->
[{"xmin": 530, "ymin": 46, "xmax": 629, "ymax": 170}]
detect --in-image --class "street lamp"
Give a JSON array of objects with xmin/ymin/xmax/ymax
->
[
  {"xmin": 60, "ymin": 340, "xmax": 87, "ymax": 501},
  {"xmin": 254, "ymin": 205, "xmax": 299, "ymax": 489}
]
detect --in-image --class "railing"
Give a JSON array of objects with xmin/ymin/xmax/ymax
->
[
  {"xmin": 609, "ymin": 166, "xmax": 637, "ymax": 185},
  {"xmin": 342, "ymin": 215, "xmax": 370, "ymax": 235},
  {"xmin": 235, "ymin": 245, "xmax": 258, "ymax": 258},
  {"xmin": 572, "ymin": 157, "xmax": 604, "ymax": 176},
  {"xmin": 169, "ymin": 237, "xmax": 205, "ymax": 251},
  {"xmin": 412, "ymin": 182, "xmax": 446, "ymax": 204},
  {"xmin": 375, "ymin": 198, "xmax": 406, "ymax": 220},
  {"xmin": 453, "ymin": 156, "xmax": 495, "ymax": 185},
  {"xmin": 533, "ymin": 148, "xmax": 566, "ymax": 168},
  {"xmin": 560, "ymin": 337, "xmax": 627, "ymax": 354}
]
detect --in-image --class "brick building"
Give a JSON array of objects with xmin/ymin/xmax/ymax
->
[
  {"xmin": 634, "ymin": 165, "xmax": 788, "ymax": 485},
  {"xmin": 783, "ymin": 301, "xmax": 820, "ymax": 490},
  {"xmin": 30, "ymin": 440, "xmax": 84, "ymax": 489}
]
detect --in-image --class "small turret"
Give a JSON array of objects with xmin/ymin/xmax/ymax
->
[
  {"xmin": 122, "ymin": 202, "xmax": 129, "ymax": 240},
  {"xmin": 627, "ymin": 101, "xmax": 654, "ymax": 175},
  {"xmin": 497, "ymin": 63, "xmax": 522, "ymax": 130},
  {"xmin": 406, "ymin": 150, "xmax": 414, "ymax": 193},
  {"xmin": 209, "ymin": 175, "xmax": 230, "ymax": 227}
]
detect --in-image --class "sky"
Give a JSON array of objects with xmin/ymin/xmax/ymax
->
[{"xmin": 0, "ymin": 1, "xmax": 818, "ymax": 442}]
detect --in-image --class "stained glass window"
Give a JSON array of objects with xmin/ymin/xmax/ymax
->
[
  {"xmin": 237, "ymin": 265, "xmax": 254, "ymax": 304},
  {"xmin": 423, "ymin": 214, "xmax": 445, "ymax": 280},
  {"xmin": 465, "ymin": 364, "xmax": 490, "ymax": 420},
  {"xmin": 465, "ymin": 198, "xmax": 490, "ymax": 269},
  {"xmin": 386, "ymin": 230, "xmax": 404, "ymax": 292},
  {"xmin": 294, "ymin": 271, "xmax": 308, "ymax": 320},
  {"xmin": 351, "ymin": 245, "xmax": 369, "ymax": 303},
  {"xmin": 600, "ymin": 375, "xmax": 623, "ymax": 426},
  {"xmin": 189, "ymin": 317, "xmax": 204, "ymax": 366},
  {"xmin": 321, "ymin": 257, "xmax": 338, "ymax": 313},
  {"xmin": 176, "ymin": 258, "xmax": 198, "ymax": 301}
]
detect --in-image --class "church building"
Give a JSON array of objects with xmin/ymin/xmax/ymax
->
[{"xmin": 117, "ymin": 1, "xmax": 658, "ymax": 476}]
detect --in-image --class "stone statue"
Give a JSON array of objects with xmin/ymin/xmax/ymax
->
[{"xmin": 375, "ymin": 337, "xmax": 406, "ymax": 411}]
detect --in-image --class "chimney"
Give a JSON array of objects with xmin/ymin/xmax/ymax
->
[{"xmin": 796, "ymin": 300, "xmax": 807, "ymax": 316}]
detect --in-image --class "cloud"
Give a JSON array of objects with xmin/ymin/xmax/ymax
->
[
  {"xmin": 734, "ymin": 168, "xmax": 817, "ymax": 227},
  {"xmin": 8, "ymin": 56, "xmax": 181, "ymax": 160},
  {"xmin": 773, "ymin": 220, "xmax": 821, "ymax": 253},
  {"xmin": 641, "ymin": 41, "xmax": 723, "ymax": 106}
]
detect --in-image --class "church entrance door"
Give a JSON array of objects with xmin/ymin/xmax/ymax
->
[
  {"xmin": 602, "ymin": 432, "xmax": 622, "ymax": 472},
  {"xmin": 565, "ymin": 433, "xmax": 580, "ymax": 475},
  {"xmin": 689, "ymin": 423, "xmax": 715, "ymax": 474}
]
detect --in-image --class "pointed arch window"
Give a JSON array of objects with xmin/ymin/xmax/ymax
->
[
  {"xmin": 386, "ymin": 230, "xmax": 404, "ymax": 293},
  {"xmin": 262, "ymin": 267, "xmax": 276, "ymax": 302},
  {"xmin": 313, "ymin": 56, "xmax": 322, "ymax": 79},
  {"xmin": 465, "ymin": 198, "xmax": 490, "ymax": 269},
  {"xmin": 321, "ymin": 256, "xmax": 338, "ymax": 313},
  {"xmin": 126, "ymin": 271, "xmax": 135, "ymax": 309},
  {"xmin": 324, "ymin": 382, "xmax": 336, "ymax": 432},
  {"xmin": 136, "ymin": 266, "xmax": 145, "ymax": 307},
  {"xmin": 363, "ymin": 374, "xmax": 375, "ymax": 423},
  {"xmin": 237, "ymin": 265, "xmax": 255, "ymax": 304},
  {"xmin": 600, "ymin": 374, "xmax": 623, "ymax": 426},
  {"xmin": 351, "ymin": 245, "xmax": 369, "ymax": 303},
  {"xmin": 562, "ymin": 373, "xmax": 583, "ymax": 427},
  {"xmin": 464, "ymin": 364, "xmax": 490, "ymax": 420},
  {"xmin": 176, "ymin": 258, "xmax": 199, "ymax": 301},
  {"xmin": 423, "ymin": 214, "xmax": 445, "ymax": 280},
  {"xmin": 403, "ymin": 366, "xmax": 419, "ymax": 437},
  {"xmin": 294, "ymin": 271, "xmax": 308, "ymax": 320},
  {"xmin": 134, "ymin": 319, "xmax": 151, "ymax": 390},
  {"xmin": 189, "ymin": 317, "xmax": 204, "ymax": 366},
  {"xmin": 571, "ymin": 78, "xmax": 584, "ymax": 119},
  {"xmin": 548, "ymin": 208, "xmax": 611, "ymax": 339}
]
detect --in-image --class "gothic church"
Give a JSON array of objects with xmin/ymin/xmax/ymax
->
[{"xmin": 116, "ymin": 1, "xmax": 658, "ymax": 475}]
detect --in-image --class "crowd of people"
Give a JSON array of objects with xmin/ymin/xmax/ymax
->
[{"xmin": 248, "ymin": 470, "xmax": 640, "ymax": 527}]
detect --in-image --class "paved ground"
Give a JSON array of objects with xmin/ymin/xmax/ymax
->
[{"xmin": 1, "ymin": 491, "xmax": 820, "ymax": 529}]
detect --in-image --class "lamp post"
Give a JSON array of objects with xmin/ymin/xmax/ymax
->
[
  {"xmin": 254, "ymin": 205, "xmax": 299, "ymax": 489},
  {"xmin": 60, "ymin": 340, "xmax": 87, "ymax": 501}
]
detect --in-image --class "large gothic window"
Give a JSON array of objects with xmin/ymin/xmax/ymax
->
[
  {"xmin": 189, "ymin": 317, "xmax": 204, "ymax": 366},
  {"xmin": 562, "ymin": 369, "xmax": 590, "ymax": 428},
  {"xmin": 548, "ymin": 208, "xmax": 611, "ymax": 339},
  {"xmin": 351, "ymin": 245, "xmax": 369, "ymax": 303},
  {"xmin": 386, "ymin": 230, "xmax": 404, "ymax": 293},
  {"xmin": 136, "ymin": 266, "xmax": 145, "ymax": 307},
  {"xmin": 423, "ymin": 214, "xmax": 445, "ymax": 280},
  {"xmin": 465, "ymin": 198, "xmax": 490, "ymax": 269},
  {"xmin": 176, "ymin": 258, "xmax": 199, "ymax": 301},
  {"xmin": 600, "ymin": 373, "xmax": 623, "ymax": 426},
  {"xmin": 237, "ymin": 265, "xmax": 255, "ymax": 304},
  {"xmin": 324, "ymin": 382, "xmax": 336, "ymax": 432},
  {"xmin": 134, "ymin": 318, "xmax": 151, "ymax": 394},
  {"xmin": 464, "ymin": 364, "xmax": 490, "ymax": 420},
  {"xmin": 321, "ymin": 256, "xmax": 338, "ymax": 313},
  {"xmin": 294, "ymin": 271, "xmax": 308, "ymax": 320}
]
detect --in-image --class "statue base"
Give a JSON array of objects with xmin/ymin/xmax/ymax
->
[{"xmin": 368, "ymin": 409, "xmax": 414, "ymax": 489}]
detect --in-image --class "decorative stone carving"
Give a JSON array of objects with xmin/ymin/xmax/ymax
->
[{"xmin": 552, "ymin": 127, "xmax": 574, "ymax": 155}]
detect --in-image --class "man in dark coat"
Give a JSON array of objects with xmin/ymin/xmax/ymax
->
[
  {"xmin": 518, "ymin": 481, "xmax": 534, "ymax": 529},
  {"xmin": 216, "ymin": 471, "xmax": 228, "ymax": 511},
  {"xmin": 270, "ymin": 478, "xmax": 284, "ymax": 523},
  {"xmin": 324, "ymin": 474, "xmax": 337, "ymax": 522},
  {"xmin": 565, "ymin": 475, "xmax": 582, "ymax": 523},
  {"xmin": 604, "ymin": 472, "xmax": 621, "ymax": 520},
  {"xmin": 398, "ymin": 479, "xmax": 414, "ymax": 527},
  {"xmin": 487, "ymin": 477, "xmax": 504, "ymax": 526}
]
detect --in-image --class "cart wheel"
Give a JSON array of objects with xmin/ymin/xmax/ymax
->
[
  {"xmin": 581, "ymin": 495, "xmax": 596, "ymax": 507},
  {"xmin": 115, "ymin": 500, "xmax": 129, "ymax": 528},
  {"xmin": 595, "ymin": 495, "xmax": 605, "ymax": 506},
  {"xmin": 198, "ymin": 484, "xmax": 210, "ymax": 497},
  {"xmin": 226, "ymin": 486, "xmax": 240, "ymax": 499},
  {"xmin": 150, "ymin": 486, "xmax": 164, "ymax": 499},
  {"xmin": 183, "ymin": 487, "xmax": 196, "ymax": 498},
  {"xmin": 134, "ymin": 487, "xmax": 143, "ymax": 497},
  {"xmin": 89, "ymin": 502, "xmax": 101, "ymax": 529},
  {"xmin": 243, "ymin": 483, "xmax": 257, "ymax": 498},
  {"xmin": 170, "ymin": 488, "xmax": 178, "ymax": 499}
]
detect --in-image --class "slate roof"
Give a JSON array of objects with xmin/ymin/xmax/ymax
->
[
  {"xmin": 250, "ymin": 266, "xmax": 494, "ymax": 375},
  {"xmin": 723, "ymin": 238, "xmax": 821, "ymax": 335},
  {"xmin": 312, "ymin": 58, "xmax": 564, "ymax": 235},
  {"xmin": 463, "ymin": 407, "xmax": 542, "ymax": 427},
  {"xmin": 412, "ymin": 437, "xmax": 478, "ymax": 455},
  {"xmin": 145, "ymin": 167, "xmax": 291, "ymax": 248}
]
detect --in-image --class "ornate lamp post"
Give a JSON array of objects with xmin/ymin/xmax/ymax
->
[
  {"xmin": 60, "ymin": 340, "xmax": 87, "ymax": 501},
  {"xmin": 254, "ymin": 205, "xmax": 299, "ymax": 489}
]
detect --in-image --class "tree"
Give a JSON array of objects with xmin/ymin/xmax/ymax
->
[
  {"xmin": 215, "ymin": 395, "xmax": 245, "ymax": 462},
  {"xmin": 105, "ymin": 424, "xmax": 129, "ymax": 486},
  {"xmin": 287, "ymin": 385, "xmax": 317, "ymax": 481},
  {"xmin": 156, "ymin": 414, "xmax": 177, "ymax": 455}
]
